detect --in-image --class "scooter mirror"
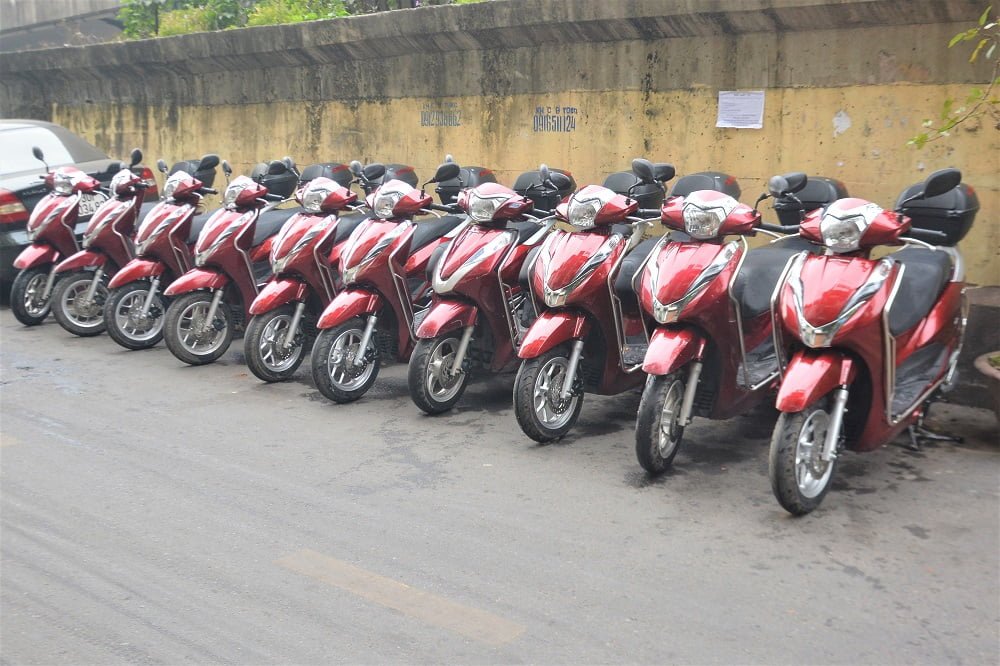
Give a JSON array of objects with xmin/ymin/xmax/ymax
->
[
  {"xmin": 781, "ymin": 172, "xmax": 808, "ymax": 195},
  {"xmin": 156, "ymin": 159, "xmax": 168, "ymax": 173},
  {"xmin": 282, "ymin": 156, "xmax": 296, "ymax": 171},
  {"xmin": 768, "ymin": 175, "xmax": 791, "ymax": 198},
  {"xmin": 652, "ymin": 163, "xmax": 676, "ymax": 183},
  {"xmin": 349, "ymin": 160, "xmax": 364, "ymax": 176},
  {"xmin": 222, "ymin": 160, "xmax": 233, "ymax": 176},
  {"xmin": 539, "ymin": 164, "xmax": 551, "ymax": 184},
  {"xmin": 32, "ymin": 146, "xmax": 45, "ymax": 162},
  {"xmin": 444, "ymin": 154, "xmax": 455, "ymax": 163},
  {"xmin": 631, "ymin": 158, "xmax": 655, "ymax": 183},
  {"xmin": 549, "ymin": 171, "xmax": 572, "ymax": 190},
  {"xmin": 198, "ymin": 154, "xmax": 220, "ymax": 171},
  {"xmin": 129, "ymin": 148, "xmax": 143, "ymax": 167},
  {"xmin": 430, "ymin": 162, "xmax": 461, "ymax": 184},
  {"xmin": 922, "ymin": 168, "xmax": 962, "ymax": 199},
  {"xmin": 363, "ymin": 163, "xmax": 386, "ymax": 182}
]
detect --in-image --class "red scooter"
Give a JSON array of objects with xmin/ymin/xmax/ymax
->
[
  {"xmin": 768, "ymin": 168, "xmax": 975, "ymax": 515},
  {"xmin": 48, "ymin": 149, "xmax": 149, "ymax": 336},
  {"xmin": 243, "ymin": 164, "xmax": 367, "ymax": 382},
  {"xmin": 162, "ymin": 160, "xmax": 295, "ymax": 365},
  {"xmin": 309, "ymin": 162, "xmax": 467, "ymax": 403},
  {"xmin": 104, "ymin": 155, "xmax": 220, "ymax": 350},
  {"xmin": 407, "ymin": 173, "xmax": 560, "ymax": 414},
  {"xmin": 513, "ymin": 163, "xmax": 675, "ymax": 442},
  {"xmin": 632, "ymin": 163, "xmax": 848, "ymax": 473},
  {"xmin": 10, "ymin": 147, "xmax": 108, "ymax": 326}
]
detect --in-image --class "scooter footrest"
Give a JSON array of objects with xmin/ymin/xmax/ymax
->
[{"xmin": 622, "ymin": 343, "xmax": 648, "ymax": 367}]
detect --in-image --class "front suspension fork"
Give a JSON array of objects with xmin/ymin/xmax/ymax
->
[
  {"xmin": 559, "ymin": 339, "xmax": 585, "ymax": 400},
  {"xmin": 449, "ymin": 325, "xmax": 475, "ymax": 375},
  {"xmin": 41, "ymin": 265, "xmax": 59, "ymax": 301},
  {"xmin": 140, "ymin": 276, "xmax": 161, "ymax": 315},
  {"xmin": 283, "ymin": 301, "xmax": 306, "ymax": 348},
  {"xmin": 678, "ymin": 360, "xmax": 704, "ymax": 427},
  {"xmin": 822, "ymin": 386, "xmax": 850, "ymax": 462},
  {"xmin": 83, "ymin": 267, "xmax": 105, "ymax": 304},
  {"xmin": 203, "ymin": 289, "xmax": 224, "ymax": 332},
  {"xmin": 354, "ymin": 314, "xmax": 378, "ymax": 367}
]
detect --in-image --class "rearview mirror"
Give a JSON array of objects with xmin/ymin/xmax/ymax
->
[
  {"xmin": 32, "ymin": 146, "xmax": 45, "ymax": 162},
  {"xmin": 222, "ymin": 160, "xmax": 233, "ymax": 177},
  {"xmin": 157, "ymin": 159, "xmax": 168, "ymax": 173},
  {"xmin": 769, "ymin": 172, "xmax": 807, "ymax": 197},
  {"xmin": 922, "ymin": 168, "xmax": 961, "ymax": 199},
  {"xmin": 129, "ymin": 148, "xmax": 143, "ymax": 167},
  {"xmin": 539, "ymin": 163, "xmax": 551, "ymax": 184},
  {"xmin": 282, "ymin": 156, "xmax": 296, "ymax": 171},
  {"xmin": 631, "ymin": 158, "xmax": 655, "ymax": 183},
  {"xmin": 652, "ymin": 163, "xmax": 676, "ymax": 183},
  {"xmin": 349, "ymin": 160, "xmax": 363, "ymax": 176},
  {"xmin": 430, "ymin": 162, "xmax": 461, "ymax": 184}
]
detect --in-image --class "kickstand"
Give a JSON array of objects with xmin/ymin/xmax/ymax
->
[{"xmin": 906, "ymin": 406, "xmax": 965, "ymax": 451}]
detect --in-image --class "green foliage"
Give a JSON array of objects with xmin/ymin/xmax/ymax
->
[
  {"xmin": 910, "ymin": 5, "xmax": 999, "ymax": 148},
  {"xmin": 248, "ymin": 0, "xmax": 349, "ymax": 27},
  {"xmin": 158, "ymin": 6, "xmax": 213, "ymax": 35}
]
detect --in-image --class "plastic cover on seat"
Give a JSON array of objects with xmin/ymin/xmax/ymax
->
[
  {"xmin": 409, "ymin": 215, "xmax": 465, "ymax": 253},
  {"xmin": 731, "ymin": 245, "xmax": 805, "ymax": 320},
  {"xmin": 887, "ymin": 247, "xmax": 953, "ymax": 336}
]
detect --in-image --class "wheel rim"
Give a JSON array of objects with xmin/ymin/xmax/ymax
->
[
  {"xmin": 114, "ymin": 289, "xmax": 164, "ymax": 341},
  {"xmin": 257, "ymin": 314, "xmax": 302, "ymax": 372},
  {"xmin": 425, "ymin": 337, "xmax": 464, "ymax": 402},
  {"xmin": 531, "ymin": 355, "xmax": 578, "ymax": 430},
  {"xmin": 325, "ymin": 327, "xmax": 375, "ymax": 391},
  {"xmin": 60, "ymin": 277, "xmax": 107, "ymax": 328},
  {"xmin": 795, "ymin": 409, "xmax": 833, "ymax": 499},
  {"xmin": 22, "ymin": 272, "xmax": 50, "ymax": 317},
  {"xmin": 176, "ymin": 298, "xmax": 227, "ymax": 355},
  {"xmin": 657, "ymin": 379, "xmax": 684, "ymax": 457}
]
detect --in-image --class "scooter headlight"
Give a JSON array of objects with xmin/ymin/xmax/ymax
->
[
  {"xmin": 820, "ymin": 214, "xmax": 864, "ymax": 253},
  {"xmin": 52, "ymin": 171, "xmax": 75, "ymax": 195},
  {"xmin": 162, "ymin": 172, "xmax": 184, "ymax": 200},
  {"xmin": 373, "ymin": 190, "xmax": 404, "ymax": 219},
  {"xmin": 682, "ymin": 205, "xmax": 726, "ymax": 240},
  {"xmin": 301, "ymin": 184, "xmax": 333, "ymax": 214},
  {"xmin": 109, "ymin": 169, "xmax": 134, "ymax": 196},
  {"xmin": 567, "ymin": 198, "xmax": 601, "ymax": 229},
  {"xmin": 468, "ymin": 192, "xmax": 502, "ymax": 222},
  {"xmin": 222, "ymin": 180, "xmax": 249, "ymax": 210}
]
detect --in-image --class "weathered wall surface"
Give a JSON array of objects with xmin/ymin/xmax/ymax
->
[
  {"xmin": 0, "ymin": 0, "xmax": 996, "ymax": 284},
  {"xmin": 0, "ymin": 0, "xmax": 119, "ymax": 30}
]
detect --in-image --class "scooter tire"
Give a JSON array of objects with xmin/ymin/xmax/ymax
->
[
  {"xmin": 164, "ymin": 291, "xmax": 234, "ymax": 366},
  {"xmin": 768, "ymin": 397, "xmax": 837, "ymax": 516},
  {"xmin": 310, "ymin": 318, "xmax": 380, "ymax": 403},
  {"xmin": 51, "ymin": 270, "xmax": 109, "ymax": 337},
  {"xmin": 408, "ymin": 335, "xmax": 469, "ymax": 415},
  {"xmin": 11, "ymin": 266, "xmax": 52, "ymax": 326},
  {"xmin": 244, "ymin": 305, "xmax": 307, "ymax": 383},
  {"xmin": 513, "ymin": 346, "xmax": 584, "ymax": 443},
  {"xmin": 635, "ymin": 373, "xmax": 686, "ymax": 474},
  {"xmin": 104, "ymin": 281, "xmax": 167, "ymax": 350}
]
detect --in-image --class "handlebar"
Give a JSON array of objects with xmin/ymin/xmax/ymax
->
[
  {"xmin": 264, "ymin": 193, "xmax": 284, "ymax": 202},
  {"xmin": 906, "ymin": 228, "xmax": 948, "ymax": 244},
  {"xmin": 760, "ymin": 223, "xmax": 798, "ymax": 233},
  {"xmin": 637, "ymin": 208, "xmax": 662, "ymax": 217},
  {"xmin": 428, "ymin": 203, "xmax": 461, "ymax": 213},
  {"xmin": 200, "ymin": 187, "xmax": 218, "ymax": 195}
]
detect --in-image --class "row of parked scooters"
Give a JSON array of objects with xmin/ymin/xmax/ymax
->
[{"xmin": 10, "ymin": 145, "xmax": 979, "ymax": 515}]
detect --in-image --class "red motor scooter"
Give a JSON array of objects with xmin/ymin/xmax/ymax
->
[
  {"xmin": 309, "ymin": 162, "xmax": 469, "ymax": 403},
  {"xmin": 768, "ymin": 168, "xmax": 975, "ymax": 515},
  {"xmin": 632, "ymin": 162, "xmax": 848, "ymax": 473},
  {"xmin": 512, "ymin": 162, "xmax": 675, "ymax": 442},
  {"xmin": 10, "ymin": 147, "xmax": 108, "ymax": 326},
  {"xmin": 104, "ymin": 155, "xmax": 220, "ymax": 350},
  {"xmin": 49, "ymin": 149, "xmax": 150, "ymax": 337},
  {"xmin": 407, "ymin": 171, "xmax": 562, "ymax": 414},
  {"xmin": 161, "ymin": 159, "xmax": 296, "ymax": 365}
]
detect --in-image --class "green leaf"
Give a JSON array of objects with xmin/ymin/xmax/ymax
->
[
  {"xmin": 970, "ymin": 38, "xmax": 989, "ymax": 62},
  {"xmin": 979, "ymin": 5, "xmax": 992, "ymax": 26},
  {"xmin": 940, "ymin": 98, "xmax": 954, "ymax": 120},
  {"xmin": 949, "ymin": 30, "xmax": 970, "ymax": 47}
]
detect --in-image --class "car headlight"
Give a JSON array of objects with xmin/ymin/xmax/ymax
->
[
  {"xmin": 683, "ymin": 205, "xmax": 726, "ymax": 239},
  {"xmin": 52, "ymin": 171, "xmax": 75, "ymax": 195},
  {"xmin": 222, "ymin": 181, "xmax": 248, "ymax": 209},
  {"xmin": 469, "ymin": 193, "xmax": 502, "ymax": 222},
  {"xmin": 820, "ymin": 214, "xmax": 863, "ymax": 253},
  {"xmin": 373, "ymin": 191, "xmax": 404, "ymax": 219},
  {"xmin": 567, "ymin": 197, "xmax": 601, "ymax": 228}
]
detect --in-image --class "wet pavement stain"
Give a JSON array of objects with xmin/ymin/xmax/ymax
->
[{"xmin": 904, "ymin": 525, "xmax": 931, "ymax": 539}]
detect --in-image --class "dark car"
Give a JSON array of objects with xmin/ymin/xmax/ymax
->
[{"xmin": 0, "ymin": 119, "xmax": 157, "ymax": 288}]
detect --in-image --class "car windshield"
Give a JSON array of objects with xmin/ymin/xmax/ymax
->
[{"xmin": 0, "ymin": 126, "xmax": 105, "ymax": 177}]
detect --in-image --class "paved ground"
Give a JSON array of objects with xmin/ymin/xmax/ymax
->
[{"xmin": 1, "ymin": 306, "xmax": 998, "ymax": 665}]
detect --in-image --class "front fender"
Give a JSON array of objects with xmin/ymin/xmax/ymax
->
[
  {"xmin": 249, "ymin": 277, "xmax": 307, "ymax": 316},
  {"xmin": 163, "ymin": 268, "xmax": 229, "ymax": 297},
  {"xmin": 317, "ymin": 288, "xmax": 382, "ymax": 330},
  {"xmin": 642, "ymin": 326, "xmax": 703, "ymax": 376},
  {"xmin": 108, "ymin": 259, "xmax": 166, "ymax": 289},
  {"xmin": 776, "ymin": 349, "xmax": 857, "ymax": 413},
  {"xmin": 54, "ymin": 250, "xmax": 105, "ymax": 274},
  {"xmin": 518, "ymin": 310, "xmax": 589, "ymax": 359},
  {"xmin": 13, "ymin": 244, "xmax": 59, "ymax": 270},
  {"xmin": 416, "ymin": 299, "xmax": 477, "ymax": 338}
]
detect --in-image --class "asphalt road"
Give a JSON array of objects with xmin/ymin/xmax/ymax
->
[{"xmin": 1, "ymin": 306, "xmax": 998, "ymax": 665}]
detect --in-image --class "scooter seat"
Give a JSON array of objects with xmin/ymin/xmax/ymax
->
[
  {"xmin": 253, "ymin": 208, "xmax": 297, "ymax": 246},
  {"xmin": 613, "ymin": 237, "xmax": 660, "ymax": 303},
  {"xmin": 519, "ymin": 245, "xmax": 542, "ymax": 292},
  {"xmin": 731, "ymin": 245, "xmax": 805, "ymax": 320},
  {"xmin": 887, "ymin": 247, "xmax": 953, "ymax": 336},
  {"xmin": 410, "ymin": 215, "xmax": 465, "ymax": 253},
  {"xmin": 332, "ymin": 212, "xmax": 368, "ymax": 244},
  {"xmin": 509, "ymin": 219, "xmax": 541, "ymax": 244}
]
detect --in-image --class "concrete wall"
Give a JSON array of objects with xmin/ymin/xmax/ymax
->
[
  {"xmin": 0, "ymin": 0, "xmax": 120, "ymax": 30},
  {"xmin": 0, "ymin": 0, "xmax": 996, "ymax": 285}
]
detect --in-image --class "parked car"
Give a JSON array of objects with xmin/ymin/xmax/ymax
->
[{"xmin": 0, "ymin": 119, "xmax": 157, "ymax": 290}]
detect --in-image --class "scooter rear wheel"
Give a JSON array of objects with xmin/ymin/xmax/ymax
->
[
  {"xmin": 635, "ymin": 373, "xmax": 686, "ymax": 474},
  {"xmin": 244, "ymin": 305, "xmax": 306, "ymax": 383},
  {"xmin": 104, "ymin": 281, "xmax": 166, "ymax": 350},
  {"xmin": 310, "ymin": 317, "xmax": 380, "ymax": 403},
  {"xmin": 164, "ymin": 291, "xmax": 234, "ymax": 365},
  {"xmin": 513, "ymin": 346, "xmax": 583, "ymax": 443},
  {"xmin": 11, "ymin": 266, "xmax": 52, "ymax": 326},
  {"xmin": 768, "ymin": 397, "xmax": 837, "ymax": 515},
  {"xmin": 51, "ymin": 270, "xmax": 109, "ymax": 336}
]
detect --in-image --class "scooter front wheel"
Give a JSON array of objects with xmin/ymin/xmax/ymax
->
[
  {"xmin": 51, "ymin": 270, "xmax": 109, "ymax": 336},
  {"xmin": 164, "ymin": 291, "xmax": 234, "ymax": 365},
  {"xmin": 10, "ymin": 266, "xmax": 52, "ymax": 326},
  {"xmin": 244, "ymin": 305, "xmax": 307, "ymax": 382},
  {"xmin": 635, "ymin": 373, "xmax": 686, "ymax": 474},
  {"xmin": 104, "ymin": 281, "xmax": 167, "ymax": 350},
  {"xmin": 408, "ymin": 335, "xmax": 469, "ymax": 414},
  {"xmin": 768, "ymin": 397, "xmax": 836, "ymax": 515},
  {"xmin": 310, "ymin": 317, "xmax": 380, "ymax": 403},
  {"xmin": 513, "ymin": 346, "xmax": 583, "ymax": 442}
]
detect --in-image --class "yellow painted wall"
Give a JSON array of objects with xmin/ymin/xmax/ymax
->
[{"xmin": 53, "ymin": 82, "xmax": 998, "ymax": 284}]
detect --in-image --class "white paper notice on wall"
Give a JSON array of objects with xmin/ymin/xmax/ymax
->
[{"xmin": 716, "ymin": 90, "xmax": 765, "ymax": 129}]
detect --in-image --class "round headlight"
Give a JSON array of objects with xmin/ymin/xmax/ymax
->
[
  {"xmin": 373, "ymin": 190, "xmax": 404, "ymax": 219},
  {"xmin": 469, "ymin": 193, "xmax": 501, "ymax": 222},
  {"xmin": 683, "ymin": 205, "xmax": 726, "ymax": 239},
  {"xmin": 222, "ymin": 181, "xmax": 247, "ymax": 209},
  {"xmin": 302, "ymin": 185, "xmax": 333, "ymax": 214},
  {"xmin": 52, "ymin": 172, "xmax": 74, "ymax": 195},
  {"xmin": 567, "ymin": 198, "xmax": 601, "ymax": 228},
  {"xmin": 162, "ymin": 173, "xmax": 183, "ymax": 200},
  {"xmin": 109, "ymin": 169, "xmax": 133, "ymax": 196},
  {"xmin": 820, "ymin": 214, "xmax": 863, "ymax": 253}
]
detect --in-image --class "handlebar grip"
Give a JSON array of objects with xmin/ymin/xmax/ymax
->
[
  {"xmin": 637, "ymin": 208, "xmax": 662, "ymax": 217},
  {"xmin": 908, "ymin": 227, "xmax": 948, "ymax": 243},
  {"xmin": 428, "ymin": 203, "xmax": 459, "ymax": 213},
  {"xmin": 264, "ymin": 193, "xmax": 284, "ymax": 202},
  {"xmin": 200, "ymin": 187, "xmax": 218, "ymax": 195},
  {"xmin": 760, "ymin": 223, "xmax": 798, "ymax": 233}
]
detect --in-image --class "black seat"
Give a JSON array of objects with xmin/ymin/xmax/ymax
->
[
  {"xmin": 613, "ymin": 237, "xmax": 659, "ymax": 302},
  {"xmin": 519, "ymin": 245, "xmax": 542, "ymax": 292},
  {"xmin": 508, "ymin": 219, "xmax": 541, "ymax": 244},
  {"xmin": 731, "ymin": 245, "xmax": 805, "ymax": 319},
  {"xmin": 332, "ymin": 212, "xmax": 368, "ymax": 244},
  {"xmin": 252, "ymin": 208, "xmax": 296, "ymax": 245},
  {"xmin": 186, "ymin": 212, "xmax": 209, "ymax": 244},
  {"xmin": 887, "ymin": 247, "xmax": 953, "ymax": 336},
  {"xmin": 409, "ymin": 215, "xmax": 465, "ymax": 253}
]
